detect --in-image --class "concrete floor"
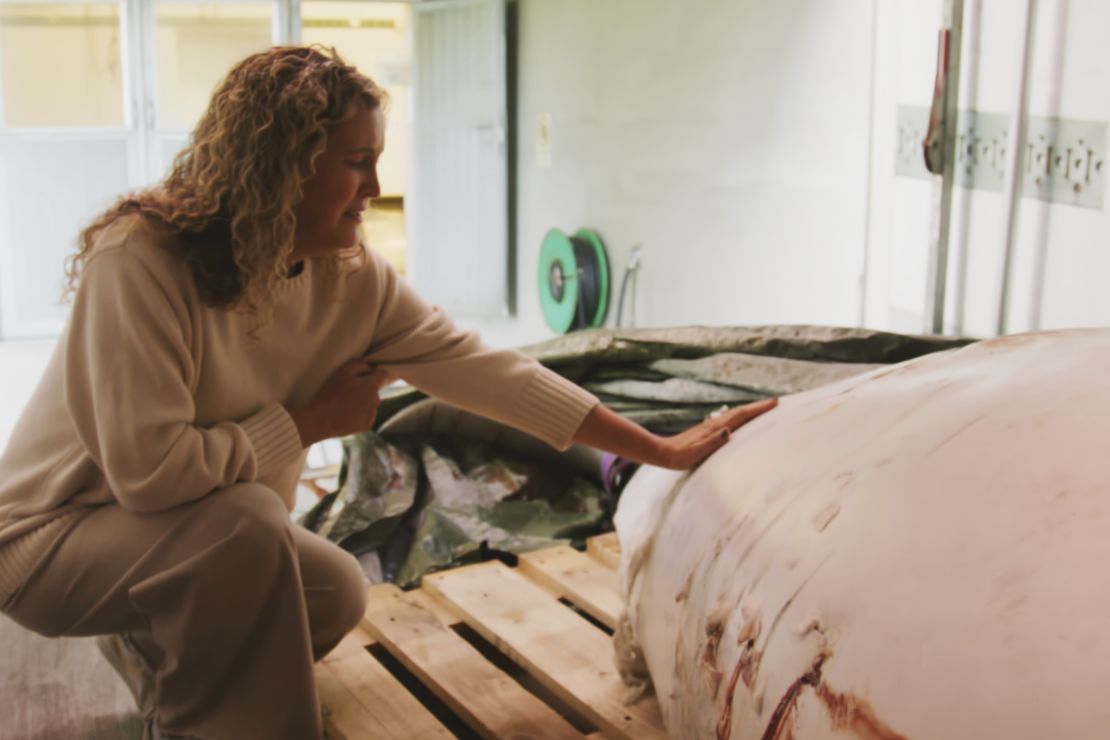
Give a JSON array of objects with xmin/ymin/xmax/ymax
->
[{"xmin": 0, "ymin": 625, "xmax": 143, "ymax": 740}]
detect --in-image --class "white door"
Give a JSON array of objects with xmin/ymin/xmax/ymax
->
[{"xmin": 409, "ymin": 0, "xmax": 508, "ymax": 318}]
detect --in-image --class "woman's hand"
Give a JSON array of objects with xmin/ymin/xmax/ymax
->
[
  {"xmin": 573, "ymin": 397, "xmax": 778, "ymax": 471},
  {"xmin": 651, "ymin": 398, "xmax": 778, "ymax": 469},
  {"xmin": 289, "ymin": 359, "xmax": 394, "ymax": 447}
]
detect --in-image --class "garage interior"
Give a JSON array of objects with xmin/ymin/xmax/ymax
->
[{"xmin": 1, "ymin": 0, "xmax": 1107, "ymax": 738}]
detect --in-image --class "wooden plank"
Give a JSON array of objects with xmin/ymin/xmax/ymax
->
[
  {"xmin": 586, "ymin": 532, "xmax": 621, "ymax": 570},
  {"xmin": 363, "ymin": 583, "xmax": 584, "ymax": 740},
  {"xmin": 387, "ymin": 584, "xmax": 459, "ymax": 627},
  {"xmin": 317, "ymin": 663, "xmax": 389, "ymax": 740},
  {"xmin": 317, "ymin": 627, "xmax": 452, "ymax": 739},
  {"xmin": 518, "ymin": 545, "xmax": 622, "ymax": 630},
  {"xmin": 423, "ymin": 562, "xmax": 665, "ymax": 740}
]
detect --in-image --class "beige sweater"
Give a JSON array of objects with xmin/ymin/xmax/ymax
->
[{"xmin": 0, "ymin": 214, "xmax": 598, "ymax": 602}]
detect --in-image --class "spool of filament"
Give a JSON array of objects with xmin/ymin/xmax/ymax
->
[{"xmin": 538, "ymin": 228, "xmax": 610, "ymax": 334}]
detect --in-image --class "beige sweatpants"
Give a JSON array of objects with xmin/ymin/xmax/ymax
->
[{"xmin": 2, "ymin": 483, "xmax": 367, "ymax": 740}]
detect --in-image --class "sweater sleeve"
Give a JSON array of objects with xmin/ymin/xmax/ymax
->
[
  {"xmin": 363, "ymin": 252, "xmax": 598, "ymax": 450},
  {"xmin": 64, "ymin": 244, "xmax": 303, "ymax": 512}
]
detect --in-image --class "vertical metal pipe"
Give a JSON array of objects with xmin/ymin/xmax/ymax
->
[
  {"xmin": 924, "ymin": 0, "xmax": 964, "ymax": 335},
  {"xmin": 274, "ymin": 0, "xmax": 302, "ymax": 45},
  {"xmin": 858, "ymin": 0, "xmax": 880, "ymax": 328},
  {"xmin": 996, "ymin": 0, "xmax": 1037, "ymax": 336}
]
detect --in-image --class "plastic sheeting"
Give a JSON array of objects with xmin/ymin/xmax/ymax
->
[
  {"xmin": 392, "ymin": 440, "xmax": 604, "ymax": 587},
  {"xmin": 301, "ymin": 432, "xmax": 606, "ymax": 587}
]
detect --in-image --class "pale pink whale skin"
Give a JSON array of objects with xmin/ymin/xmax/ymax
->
[{"xmin": 615, "ymin": 329, "xmax": 1110, "ymax": 740}]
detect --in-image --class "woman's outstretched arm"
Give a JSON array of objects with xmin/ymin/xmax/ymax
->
[{"xmin": 572, "ymin": 398, "xmax": 778, "ymax": 470}]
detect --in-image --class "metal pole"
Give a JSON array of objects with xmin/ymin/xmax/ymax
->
[
  {"xmin": 924, "ymin": 0, "xmax": 964, "ymax": 335},
  {"xmin": 996, "ymin": 0, "xmax": 1037, "ymax": 336},
  {"xmin": 275, "ymin": 0, "xmax": 302, "ymax": 45}
]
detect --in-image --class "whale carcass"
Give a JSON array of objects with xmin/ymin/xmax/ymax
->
[{"xmin": 615, "ymin": 330, "xmax": 1110, "ymax": 739}]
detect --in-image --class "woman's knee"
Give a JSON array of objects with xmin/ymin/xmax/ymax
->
[
  {"xmin": 306, "ymin": 547, "xmax": 367, "ymax": 646},
  {"xmin": 329, "ymin": 549, "xmax": 368, "ymax": 632},
  {"xmin": 202, "ymin": 482, "xmax": 289, "ymax": 529},
  {"xmin": 209, "ymin": 482, "xmax": 289, "ymax": 519},
  {"xmin": 192, "ymin": 483, "xmax": 294, "ymax": 561}
]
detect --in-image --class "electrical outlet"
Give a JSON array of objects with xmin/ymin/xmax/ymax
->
[
  {"xmin": 896, "ymin": 105, "xmax": 1008, "ymax": 188},
  {"xmin": 895, "ymin": 106, "xmax": 1107, "ymax": 209},
  {"xmin": 1022, "ymin": 116, "xmax": 1106, "ymax": 209},
  {"xmin": 953, "ymin": 110, "xmax": 1008, "ymax": 192}
]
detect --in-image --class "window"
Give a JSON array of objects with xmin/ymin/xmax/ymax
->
[
  {"xmin": 0, "ymin": 3, "xmax": 124, "ymax": 127},
  {"xmin": 154, "ymin": 2, "xmax": 274, "ymax": 131},
  {"xmin": 0, "ymin": 0, "xmax": 414, "ymax": 339}
]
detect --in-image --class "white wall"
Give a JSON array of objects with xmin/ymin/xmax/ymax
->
[
  {"xmin": 503, "ymin": 0, "xmax": 876, "ymax": 345},
  {"xmin": 985, "ymin": 0, "xmax": 1110, "ymax": 334},
  {"xmin": 867, "ymin": 0, "xmax": 1110, "ymax": 337},
  {"xmin": 492, "ymin": 0, "xmax": 1110, "ymax": 349}
]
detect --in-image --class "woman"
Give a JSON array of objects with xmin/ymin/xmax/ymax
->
[{"xmin": 0, "ymin": 46, "xmax": 774, "ymax": 739}]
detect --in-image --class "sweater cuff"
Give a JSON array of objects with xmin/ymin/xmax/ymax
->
[
  {"xmin": 238, "ymin": 403, "xmax": 305, "ymax": 477},
  {"xmin": 512, "ymin": 369, "xmax": 600, "ymax": 451}
]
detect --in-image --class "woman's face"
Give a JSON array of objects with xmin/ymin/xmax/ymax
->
[{"xmin": 292, "ymin": 106, "xmax": 384, "ymax": 259}]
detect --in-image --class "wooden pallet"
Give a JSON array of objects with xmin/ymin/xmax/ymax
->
[{"xmin": 317, "ymin": 533, "xmax": 666, "ymax": 739}]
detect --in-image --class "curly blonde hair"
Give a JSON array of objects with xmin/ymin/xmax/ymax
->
[{"xmin": 66, "ymin": 45, "xmax": 384, "ymax": 324}]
